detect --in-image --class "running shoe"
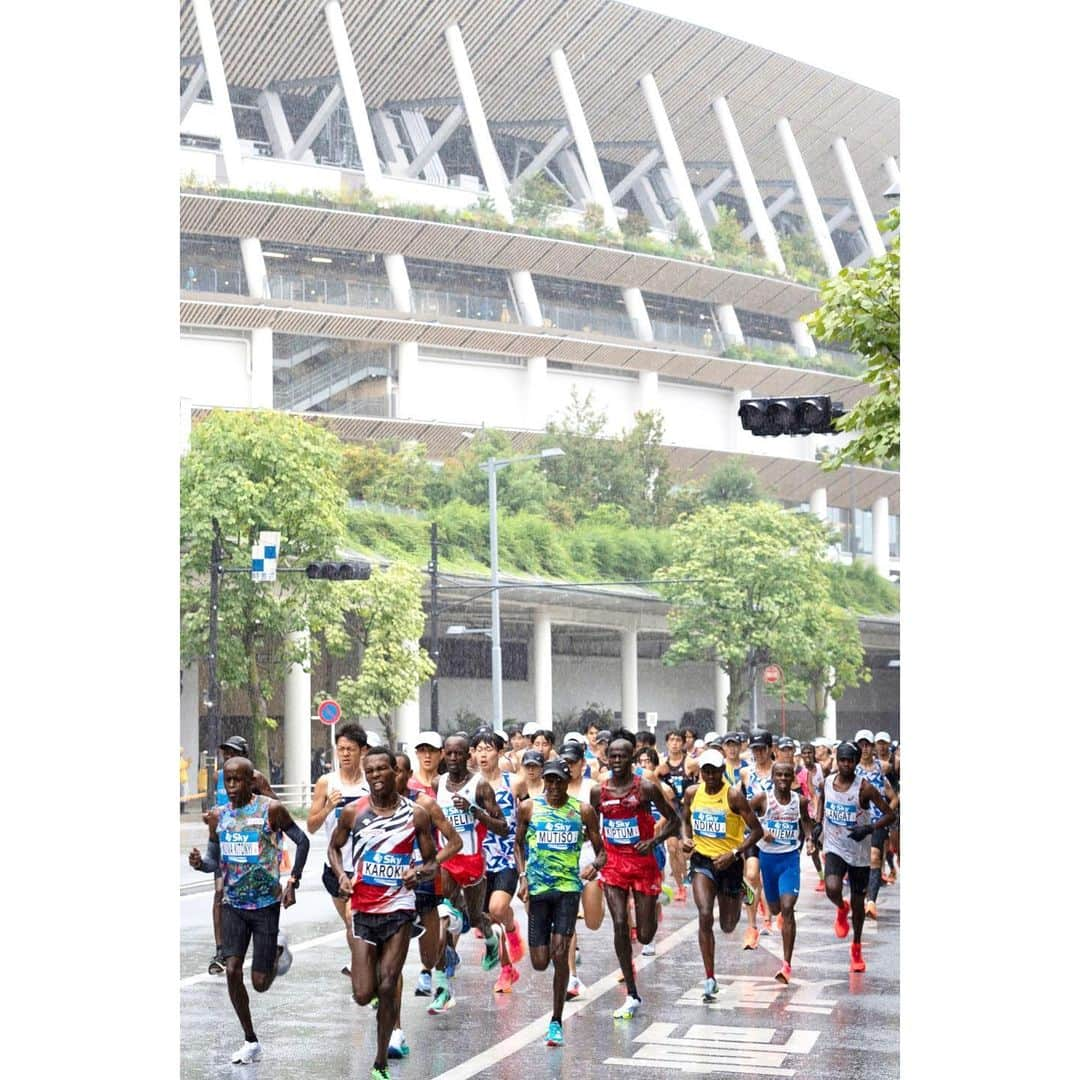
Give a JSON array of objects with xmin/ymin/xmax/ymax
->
[
  {"xmin": 482, "ymin": 938, "xmax": 501, "ymax": 971},
  {"xmin": 702, "ymin": 977, "xmax": 719, "ymax": 1002},
  {"xmin": 414, "ymin": 970, "xmax": 433, "ymax": 996},
  {"xmin": 865, "ymin": 900, "xmax": 878, "ymax": 920},
  {"xmin": 775, "ymin": 962, "xmax": 792, "ymax": 985},
  {"xmin": 494, "ymin": 965, "xmax": 519, "ymax": 993},
  {"xmin": 834, "ymin": 900, "xmax": 851, "ymax": 939},
  {"xmin": 850, "ymin": 942, "xmax": 866, "ymax": 973},
  {"xmin": 815, "ymin": 878, "xmax": 827, "ymax": 893},
  {"xmin": 208, "ymin": 951, "xmax": 226, "ymax": 976},
  {"xmin": 566, "ymin": 975, "xmax": 585, "ymax": 999},
  {"xmin": 742, "ymin": 926, "xmax": 759, "ymax": 950},
  {"xmin": 545, "ymin": 1020, "xmax": 564, "ymax": 1047},
  {"xmin": 387, "ymin": 1029, "xmax": 410, "ymax": 1059},
  {"xmin": 658, "ymin": 884, "xmax": 674, "ymax": 906},
  {"xmin": 371, "ymin": 1068, "xmax": 391, "ymax": 1080},
  {"xmin": 427, "ymin": 987, "xmax": 456, "ymax": 1015},
  {"xmin": 642, "ymin": 942, "xmax": 656, "ymax": 956},
  {"xmin": 612, "ymin": 996, "xmax": 642, "ymax": 1020},
  {"xmin": 445, "ymin": 944, "xmax": 461, "ymax": 979},
  {"xmin": 506, "ymin": 927, "xmax": 525, "ymax": 964},
  {"xmin": 275, "ymin": 932, "xmax": 292, "ymax": 977},
  {"xmin": 230, "ymin": 1041, "xmax": 262, "ymax": 1064},
  {"xmin": 741, "ymin": 879, "xmax": 757, "ymax": 907}
]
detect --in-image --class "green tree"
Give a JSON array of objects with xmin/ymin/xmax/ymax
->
[
  {"xmin": 708, "ymin": 205, "xmax": 752, "ymax": 256},
  {"xmin": 341, "ymin": 440, "xmax": 432, "ymax": 509},
  {"xmin": 700, "ymin": 458, "xmax": 764, "ymax": 506},
  {"xmin": 511, "ymin": 174, "xmax": 567, "ymax": 224},
  {"xmin": 442, "ymin": 428, "xmax": 555, "ymax": 515},
  {"xmin": 656, "ymin": 502, "xmax": 835, "ymax": 729},
  {"xmin": 609, "ymin": 409, "xmax": 671, "ymax": 525},
  {"xmin": 805, "ymin": 207, "xmax": 899, "ymax": 468}
]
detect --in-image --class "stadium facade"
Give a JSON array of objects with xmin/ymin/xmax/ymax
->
[{"xmin": 178, "ymin": 0, "xmax": 900, "ymax": 786}]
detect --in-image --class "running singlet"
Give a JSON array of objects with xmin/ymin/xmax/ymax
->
[
  {"xmin": 525, "ymin": 796, "xmax": 584, "ymax": 894},
  {"xmin": 322, "ymin": 769, "xmax": 370, "ymax": 872},
  {"xmin": 349, "ymin": 795, "xmax": 418, "ymax": 916},
  {"xmin": 742, "ymin": 765, "xmax": 774, "ymax": 800},
  {"xmin": 482, "ymin": 772, "xmax": 517, "ymax": 872},
  {"xmin": 436, "ymin": 773, "xmax": 487, "ymax": 856},
  {"xmin": 689, "ymin": 783, "xmax": 744, "ymax": 858},
  {"xmin": 218, "ymin": 795, "xmax": 281, "ymax": 910},
  {"xmin": 598, "ymin": 776, "xmax": 656, "ymax": 850},
  {"xmin": 759, "ymin": 788, "xmax": 801, "ymax": 855},
  {"xmin": 822, "ymin": 774, "xmax": 871, "ymax": 866},
  {"xmin": 405, "ymin": 776, "xmax": 442, "ymax": 898},
  {"xmin": 856, "ymin": 759, "xmax": 888, "ymax": 822},
  {"xmin": 663, "ymin": 757, "xmax": 690, "ymax": 804}
]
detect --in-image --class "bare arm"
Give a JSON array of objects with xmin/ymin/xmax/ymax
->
[
  {"xmin": 639, "ymin": 778, "xmax": 680, "ymax": 852},
  {"xmin": 580, "ymin": 803, "xmax": 607, "ymax": 878},
  {"xmin": 729, "ymin": 785, "xmax": 764, "ymax": 857},
  {"xmin": 326, "ymin": 803, "xmax": 358, "ymax": 896},
  {"xmin": 415, "ymin": 794, "xmax": 463, "ymax": 868},
  {"xmin": 269, "ymin": 800, "xmax": 309, "ymax": 906},
  {"xmin": 404, "ymin": 805, "xmax": 439, "ymax": 889},
  {"xmin": 466, "ymin": 779, "xmax": 508, "ymax": 837},
  {"xmin": 860, "ymin": 780, "xmax": 897, "ymax": 832},
  {"xmin": 514, "ymin": 800, "xmax": 534, "ymax": 900},
  {"xmin": 306, "ymin": 774, "xmax": 337, "ymax": 834},
  {"xmin": 680, "ymin": 784, "xmax": 698, "ymax": 853}
]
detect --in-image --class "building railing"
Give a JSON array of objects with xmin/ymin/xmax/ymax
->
[
  {"xmin": 411, "ymin": 287, "xmax": 516, "ymax": 324},
  {"xmin": 649, "ymin": 315, "xmax": 721, "ymax": 352},
  {"xmin": 539, "ymin": 301, "xmax": 636, "ymax": 340},
  {"xmin": 181, "ymin": 263, "xmax": 245, "ymax": 295},
  {"xmin": 276, "ymin": 354, "xmax": 392, "ymax": 414},
  {"xmin": 268, "ymin": 273, "xmax": 394, "ymax": 310}
]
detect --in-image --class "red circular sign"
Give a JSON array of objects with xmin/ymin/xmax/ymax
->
[
  {"xmin": 763, "ymin": 665, "xmax": 782, "ymax": 685},
  {"xmin": 317, "ymin": 699, "xmax": 341, "ymax": 726}
]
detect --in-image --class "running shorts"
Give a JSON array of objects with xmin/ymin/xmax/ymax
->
[
  {"xmin": 441, "ymin": 851, "xmax": 486, "ymax": 888},
  {"xmin": 527, "ymin": 890, "xmax": 580, "ymax": 947},
  {"xmin": 824, "ymin": 851, "xmax": 870, "ymax": 894},
  {"xmin": 759, "ymin": 849, "xmax": 801, "ymax": 904},
  {"xmin": 322, "ymin": 862, "xmax": 349, "ymax": 898},
  {"xmin": 483, "ymin": 868, "xmax": 520, "ymax": 910},
  {"xmin": 870, "ymin": 826, "xmax": 889, "ymax": 850},
  {"xmin": 352, "ymin": 909, "xmax": 424, "ymax": 947},
  {"xmin": 600, "ymin": 845, "xmax": 662, "ymax": 895},
  {"xmin": 415, "ymin": 891, "xmax": 440, "ymax": 916},
  {"xmin": 221, "ymin": 902, "xmax": 280, "ymax": 974},
  {"xmin": 689, "ymin": 850, "xmax": 744, "ymax": 897}
]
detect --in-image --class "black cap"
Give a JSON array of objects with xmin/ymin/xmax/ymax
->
[
  {"xmin": 559, "ymin": 742, "xmax": 584, "ymax": 762},
  {"xmin": 595, "ymin": 729, "xmax": 612, "ymax": 744},
  {"xmin": 835, "ymin": 741, "xmax": 859, "ymax": 761},
  {"xmin": 777, "ymin": 736, "xmax": 797, "ymax": 750},
  {"xmin": 220, "ymin": 735, "xmax": 249, "ymax": 755},
  {"xmin": 522, "ymin": 749, "xmax": 544, "ymax": 767},
  {"xmin": 542, "ymin": 758, "xmax": 570, "ymax": 781},
  {"xmin": 749, "ymin": 730, "xmax": 772, "ymax": 749},
  {"xmin": 721, "ymin": 732, "xmax": 741, "ymax": 744}
]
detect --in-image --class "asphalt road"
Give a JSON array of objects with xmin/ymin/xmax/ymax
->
[{"xmin": 180, "ymin": 840, "xmax": 899, "ymax": 1079}]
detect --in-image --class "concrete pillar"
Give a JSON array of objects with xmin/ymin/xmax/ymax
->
[
  {"xmin": 823, "ymin": 678, "xmax": 837, "ymax": 742},
  {"xmin": 741, "ymin": 187, "xmax": 797, "ymax": 241},
  {"xmin": 257, "ymin": 89, "xmax": 297, "ymax": 159},
  {"xmin": 239, "ymin": 237, "xmax": 267, "ymax": 299},
  {"xmin": 291, "ymin": 84, "xmax": 344, "ymax": 161},
  {"xmin": 638, "ymin": 369, "xmax": 659, "ymax": 412},
  {"xmin": 405, "ymin": 104, "xmax": 465, "ymax": 178},
  {"xmin": 620, "ymin": 628, "xmax": 639, "ymax": 733},
  {"xmin": 394, "ymin": 693, "xmax": 421, "ymax": 751},
  {"xmin": 872, "ymin": 496, "xmax": 891, "ymax": 578},
  {"xmin": 609, "ymin": 149, "xmax": 662, "ymax": 205},
  {"xmin": 789, "ymin": 319, "xmax": 817, "ymax": 358},
  {"xmin": 250, "ymin": 327, "xmax": 274, "ymax": 408},
  {"xmin": 284, "ymin": 630, "xmax": 312, "ymax": 801},
  {"xmin": 191, "ymin": 0, "xmax": 243, "ymax": 183},
  {"xmin": 623, "ymin": 286, "xmax": 654, "ymax": 342},
  {"xmin": 384, "ymin": 253, "xmax": 412, "ymax": 312},
  {"xmin": 396, "ymin": 341, "xmax": 420, "ymax": 419},
  {"xmin": 716, "ymin": 303, "xmax": 744, "ymax": 347},
  {"xmin": 445, "ymin": 22, "xmax": 513, "ymax": 221},
  {"xmin": 776, "ymin": 117, "xmax": 842, "ymax": 276},
  {"xmin": 509, "ymin": 128, "xmax": 572, "ymax": 192},
  {"xmin": 526, "ymin": 355, "xmax": 548, "ymax": 429},
  {"xmin": 809, "ymin": 486, "xmax": 828, "ymax": 523},
  {"xmin": 180, "ymin": 662, "xmax": 201, "ymax": 797},
  {"xmin": 640, "ymin": 73, "xmax": 712, "ymax": 252},
  {"xmin": 833, "ymin": 137, "xmax": 886, "ymax": 258},
  {"xmin": 510, "ymin": 270, "xmax": 544, "ymax": 326},
  {"xmin": 711, "ymin": 96, "xmax": 786, "ymax": 273},
  {"xmin": 714, "ymin": 664, "xmax": 730, "ymax": 733},
  {"xmin": 180, "ymin": 62, "xmax": 208, "ymax": 126},
  {"xmin": 533, "ymin": 609, "xmax": 553, "ymax": 729},
  {"xmin": 884, "ymin": 156, "xmax": 901, "ymax": 187},
  {"xmin": 323, "ymin": 0, "xmax": 384, "ymax": 190}
]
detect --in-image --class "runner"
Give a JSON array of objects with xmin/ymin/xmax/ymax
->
[
  {"xmin": 680, "ymin": 747, "xmax": 762, "ymax": 1001},
  {"xmin": 814, "ymin": 741, "xmax": 897, "ymax": 972},
  {"xmin": 515, "ymin": 756, "xmax": 607, "ymax": 1047},
  {"xmin": 884, "ymin": 742, "xmax": 901, "ymax": 881},
  {"xmin": 740, "ymin": 730, "xmax": 775, "ymax": 947},
  {"xmin": 531, "ymin": 727, "xmax": 557, "ymax": 761},
  {"xmin": 657, "ymin": 728, "xmax": 698, "ymax": 902},
  {"xmin": 750, "ymin": 761, "xmax": 814, "ymax": 983},
  {"xmin": 854, "ymin": 729, "xmax": 898, "ymax": 920},
  {"xmin": 876, "ymin": 732, "xmax": 899, "ymax": 882},
  {"xmin": 800, "ymin": 740, "xmax": 827, "ymax": 891},
  {"xmin": 328, "ymin": 747, "xmax": 459, "ymax": 1080},
  {"xmin": 511, "ymin": 747, "xmax": 546, "ymax": 801},
  {"xmin": 590, "ymin": 730, "xmax": 680, "ymax": 1019},
  {"xmin": 188, "ymin": 757, "xmax": 310, "ymax": 1064},
  {"xmin": 306, "ymin": 723, "xmax": 370, "ymax": 975},
  {"xmin": 720, "ymin": 732, "xmax": 746, "ymax": 788}
]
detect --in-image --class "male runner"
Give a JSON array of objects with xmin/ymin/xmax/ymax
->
[
  {"xmin": 876, "ymin": 731, "xmax": 899, "ymax": 882},
  {"xmin": 429, "ymin": 733, "xmax": 509, "ymax": 1013},
  {"xmin": 814, "ymin": 741, "xmax": 897, "ymax": 972},
  {"xmin": 307, "ymin": 723, "xmax": 370, "ymax": 975},
  {"xmin": 740, "ymin": 730, "xmax": 775, "ymax": 947},
  {"xmin": 329, "ymin": 748, "xmax": 460, "ymax": 1080},
  {"xmin": 681, "ymin": 748, "xmax": 762, "ymax": 1002},
  {"xmin": 800, "ymin": 740, "xmax": 827, "ymax": 890},
  {"xmin": 854, "ymin": 729, "xmax": 898, "ymax": 920},
  {"xmin": 531, "ymin": 728, "xmax": 557, "ymax": 761},
  {"xmin": 189, "ymin": 757, "xmax": 309, "ymax": 1064},
  {"xmin": 516, "ymin": 757, "xmax": 607, "ymax": 1047},
  {"xmin": 207, "ymin": 736, "xmax": 275, "ymax": 974},
  {"xmin": 657, "ymin": 728, "xmax": 698, "ymax": 901},
  {"xmin": 750, "ymin": 761, "xmax": 813, "ymax": 983},
  {"xmin": 562, "ymin": 739, "xmax": 603, "ymax": 995},
  {"xmin": 590, "ymin": 730, "xmax": 680, "ymax": 1019},
  {"xmin": 720, "ymin": 732, "xmax": 745, "ymax": 788}
]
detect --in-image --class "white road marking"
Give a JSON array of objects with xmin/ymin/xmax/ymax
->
[{"xmin": 427, "ymin": 915, "xmax": 701, "ymax": 1080}]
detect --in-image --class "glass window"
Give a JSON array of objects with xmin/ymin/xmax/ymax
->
[{"xmin": 180, "ymin": 235, "xmax": 246, "ymax": 295}]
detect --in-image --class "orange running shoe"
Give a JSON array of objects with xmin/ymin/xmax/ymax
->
[
  {"xmin": 815, "ymin": 878, "xmax": 826, "ymax": 893},
  {"xmin": 775, "ymin": 962, "xmax": 792, "ymax": 984},
  {"xmin": 742, "ymin": 926, "xmax": 760, "ymax": 950},
  {"xmin": 865, "ymin": 901, "xmax": 878, "ymax": 920},
  {"xmin": 493, "ymin": 964, "xmax": 519, "ymax": 993},
  {"xmin": 834, "ymin": 900, "xmax": 850, "ymax": 939},
  {"xmin": 506, "ymin": 927, "xmax": 524, "ymax": 964},
  {"xmin": 850, "ymin": 942, "xmax": 866, "ymax": 972}
]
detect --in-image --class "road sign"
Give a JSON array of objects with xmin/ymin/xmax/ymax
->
[
  {"xmin": 763, "ymin": 664, "xmax": 782, "ymax": 685},
  {"xmin": 317, "ymin": 699, "xmax": 341, "ymax": 726},
  {"xmin": 251, "ymin": 531, "xmax": 280, "ymax": 582},
  {"xmin": 645, "ymin": 711, "xmax": 658, "ymax": 730}
]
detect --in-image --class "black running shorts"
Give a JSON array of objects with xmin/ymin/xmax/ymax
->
[
  {"xmin": 483, "ymin": 867, "xmax": 520, "ymax": 910},
  {"xmin": 689, "ymin": 850, "xmax": 745, "ymax": 897},
  {"xmin": 322, "ymin": 862, "xmax": 351, "ymax": 898},
  {"xmin": 870, "ymin": 826, "xmax": 889, "ymax": 850},
  {"xmin": 527, "ymin": 890, "xmax": 580, "ymax": 947},
  {"xmin": 352, "ymin": 909, "xmax": 424, "ymax": 947},
  {"xmin": 221, "ymin": 902, "xmax": 280, "ymax": 974},
  {"xmin": 824, "ymin": 851, "xmax": 870, "ymax": 894}
]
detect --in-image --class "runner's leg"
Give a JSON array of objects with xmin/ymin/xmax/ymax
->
[
  {"xmin": 603, "ymin": 885, "xmax": 638, "ymax": 999},
  {"xmin": 373, "ymin": 925, "xmax": 413, "ymax": 1072}
]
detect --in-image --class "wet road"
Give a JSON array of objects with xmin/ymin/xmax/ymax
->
[{"xmin": 180, "ymin": 841, "xmax": 899, "ymax": 1078}]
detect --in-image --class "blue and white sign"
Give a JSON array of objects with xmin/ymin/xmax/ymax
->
[{"xmin": 251, "ymin": 531, "xmax": 280, "ymax": 582}]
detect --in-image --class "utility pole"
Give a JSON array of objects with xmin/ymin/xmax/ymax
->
[
  {"xmin": 488, "ymin": 458, "xmax": 503, "ymax": 733},
  {"xmin": 207, "ymin": 517, "xmax": 224, "ymax": 764},
  {"xmin": 428, "ymin": 521, "xmax": 441, "ymax": 730}
]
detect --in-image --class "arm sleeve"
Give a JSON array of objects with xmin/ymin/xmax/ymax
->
[
  {"xmin": 283, "ymin": 820, "xmax": 310, "ymax": 883},
  {"xmin": 196, "ymin": 836, "xmax": 220, "ymax": 873}
]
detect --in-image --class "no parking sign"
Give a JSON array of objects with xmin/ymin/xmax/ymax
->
[{"xmin": 318, "ymin": 699, "xmax": 341, "ymax": 726}]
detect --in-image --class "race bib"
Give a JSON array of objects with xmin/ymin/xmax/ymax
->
[
  {"xmin": 360, "ymin": 850, "xmax": 410, "ymax": 886},
  {"xmin": 445, "ymin": 805, "xmax": 476, "ymax": 833},
  {"xmin": 536, "ymin": 821, "xmax": 580, "ymax": 851},
  {"xmin": 220, "ymin": 828, "xmax": 261, "ymax": 863},
  {"xmin": 766, "ymin": 818, "xmax": 799, "ymax": 844},
  {"xmin": 825, "ymin": 799, "xmax": 857, "ymax": 827},
  {"xmin": 691, "ymin": 809, "xmax": 726, "ymax": 839},
  {"xmin": 603, "ymin": 818, "xmax": 641, "ymax": 845}
]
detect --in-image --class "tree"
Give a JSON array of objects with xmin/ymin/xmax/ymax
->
[
  {"xmin": 804, "ymin": 207, "xmax": 899, "ymax": 468},
  {"xmin": 608, "ymin": 409, "xmax": 671, "ymax": 525},
  {"xmin": 437, "ymin": 427, "xmax": 554, "ymax": 515},
  {"xmin": 341, "ymin": 440, "xmax": 431, "ymax": 509},
  {"xmin": 700, "ymin": 458, "xmax": 763, "ymax": 507},
  {"xmin": 655, "ymin": 501, "xmax": 835, "ymax": 729}
]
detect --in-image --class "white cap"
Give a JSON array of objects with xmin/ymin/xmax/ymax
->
[
  {"xmin": 413, "ymin": 731, "xmax": 443, "ymax": 750},
  {"xmin": 698, "ymin": 748, "xmax": 725, "ymax": 769},
  {"xmin": 811, "ymin": 737, "xmax": 830, "ymax": 747},
  {"xmin": 854, "ymin": 728, "xmax": 875, "ymax": 744},
  {"xmin": 874, "ymin": 730, "xmax": 891, "ymax": 743},
  {"xmin": 522, "ymin": 721, "xmax": 540, "ymax": 737},
  {"xmin": 693, "ymin": 738, "xmax": 705, "ymax": 748},
  {"xmin": 703, "ymin": 731, "xmax": 722, "ymax": 745},
  {"xmin": 564, "ymin": 731, "xmax": 586, "ymax": 745}
]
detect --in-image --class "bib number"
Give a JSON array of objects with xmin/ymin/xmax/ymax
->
[
  {"xmin": 445, "ymin": 805, "xmax": 475, "ymax": 834},
  {"xmin": 825, "ymin": 799, "xmax": 857, "ymax": 827},
  {"xmin": 603, "ymin": 818, "xmax": 640, "ymax": 845},
  {"xmin": 220, "ymin": 829, "xmax": 261, "ymax": 863},
  {"xmin": 691, "ymin": 809, "xmax": 726, "ymax": 839},
  {"xmin": 766, "ymin": 818, "xmax": 799, "ymax": 844},
  {"xmin": 536, "ymin": 822, "xmax": 580, "ymax": 851},
  {"xmin": 360, "ymin": 851, "xmax": 410, "ymax": 886}
]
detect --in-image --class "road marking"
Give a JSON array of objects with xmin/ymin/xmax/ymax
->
[
  {"xmin": 675, "ymin": 975, "xmax": 843, "ymax": 1016},
  {"xmin": 427, "ymin": 915, "xmax": 701, "ymax": 1080},
  {"xmin": 179, "ymin": 929, "xmax": 342, "ymax": 987}
]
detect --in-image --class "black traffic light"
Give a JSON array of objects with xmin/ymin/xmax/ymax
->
[
  {"xmin": 305, "ymin": 560, "xmax": 372, "ymax": 581},
  {"xmin": 738, "ymin": 395, "xmax": 845, "ymax": 436}
]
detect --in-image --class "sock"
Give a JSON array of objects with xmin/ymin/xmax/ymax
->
[
  {"xmin": 868, "ymin": 867, "xmax": 882, "ymax": 902},
  {"xmin": 704, "ymin": 968, "xmax": 714, "ymax": 980}
]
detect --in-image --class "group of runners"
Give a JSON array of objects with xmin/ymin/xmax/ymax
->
[{"xmin": 189, "ymin": 721, "xmax": 900, "ymax": 1078}]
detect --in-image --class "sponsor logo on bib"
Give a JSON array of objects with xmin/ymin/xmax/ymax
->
[
  {"xmin": 360, "ymin": 850, "xmax": 410, "ymax": 886},
  {"xmin": 691, "ymin": 809, "xmax": 726, "ymax": 839},
  {"xmin": 825, "ymin": 799, "xmax": 857, "ymax": 827},
  {"xmin": 766, "ymin": 818, "xmax": 799, "ymax": 844},
  {"xmin": 603, "ymin": 818, "xmax": 641, "ymax": 845},
  {"xmin": 221, "ymin": 828, "xmax": 261, "ymax": 862},
  {"xmin": 536, "ymin": 821, "xmax": 580, "ymax": 851}
]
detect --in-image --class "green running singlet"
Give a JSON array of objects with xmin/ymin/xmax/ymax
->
[{"xmin": 525, "ymin": 796, "xmax": 584, "ymax": 895}]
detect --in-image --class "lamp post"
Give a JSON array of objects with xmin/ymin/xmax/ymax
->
[{"xmin": 479, "ymin": 448, "xmax": 564, "ymax": 733}]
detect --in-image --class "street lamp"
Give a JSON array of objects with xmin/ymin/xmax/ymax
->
[{"xmin": 478, "ymin": 447, "xmax": 564, "ymax": 732}]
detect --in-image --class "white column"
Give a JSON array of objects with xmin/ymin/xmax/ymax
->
[
  {"xmin": 239, "ymin": 237, "xmax": 267, "ymax": 298},
  {"xmin": 549, "ymin": 47, "xmax": 619, "ymax": 233},
  {"xmin": 809, "ymin": 486, "xmax": 828, "ymax": 523},
  {"xmin": 789, "ymin": 319, "xmax": 817, "ymax": 358},
  {"xmin": 180, "ymin": 662, "xmax": 201, "ymax": 798},
  {"xmin": 741, "ymin": 187, "xmax": 797, "ymax": 240},
  {"xmin": 445, "ymin": 22, "xmax": 513, "ymax": 221},
  {"xmin": 711, "ymin": 95, "xmax": 786, "ymax": 273},
  {"xmin": 620, "ymin": 628, "xmax": 639, "ymax": 733},
  {"xmin": 284, "ymin": 630, "xmax": 312, "ymax": 800},
  {"xmin": 883, "ymin": 156, "xmax": 901, "ymax": 187},
  {"xmin": 714, "ymin": 664, "xmax": 730, "ymax": 733},
  {"xmin": 384, "ymin": 253, "xmax": 419, "ymax": 420},
  {"xmin": 180, "ymin": 62, "xmax": 208, "ymax": 126},
  {"xmin": 291, "ymin": 84, "xmax": 344, "ymax": 160},
  {"xmin": 384, "ymin": 253, "xmax": 412, "ymax": 312},
  {"xmin": 638, "ymin": 369, "xmax": 659, "ymax": 412},
  {"xmin": 324, "ymin": 0, "xmax": 384, "ymax": 190},
  {"xmin": 640, "ymin": 73, "xmax": 712, "ymax": 252},
  {"xmin": 191, "ymin": 0, "xmax": 243, "ymax": 183},
  {"xmin": 394, "ymin": 693, "xmax": 421, "ymax": 750},
  {"xmin": 256, "ymin": 90, "xmax": 297, "ymax": 159},
  {"xmin": 509, "ymin": 128, "xmax": 572, "ymax": 191},
  {"xmin": 623, "ymin": 286, "xmax": 654, "ymax": 342},
  {"xmin": 526, "ymin": 355, "xmax": 548, "ymax": 429},
  {"xmin": 716, "ymin": 303, "xmax": 744, "ymax": 346},
  {"xmin": 249, "ymin": 327, "xmax": 274, "ymax": 407},
  {"xmin": 405, "ymin": 104, "xmax": 465, "ymax": 178},
  {"xmin": 609, "ymin": 149, "xmax": 662, "ymax": 205},
  {"xmin": 872, "ymin": 496, "xmax": 891, "ymax": 578},
  {"xmin": 833, "ymin": 137, "xmax": 885, "ymax": 258},
  {"xmin": 533, "ymin": 609, "xmax": 553, "ymax": 729},
  {"xmin": 510, "ymin": 270, "xmax": 544, "ymax": 326},
  {"xmin": 776, "ymin": 116, "xmax": 841, "ymax": 276},
  {"xmin": 823, "ymin": 678, "xmax": 838, "ymax": 742}
]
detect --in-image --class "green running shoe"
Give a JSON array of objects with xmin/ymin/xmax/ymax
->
[{"xmin": 545, "ymin": 1020, "xmax": 564, "ymax": 1047}]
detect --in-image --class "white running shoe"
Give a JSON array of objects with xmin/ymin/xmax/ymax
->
[
  {"xmin": 231, "ymin": 1040, "xmax": 262, "ymax": 1064},
  {"xmin": 612, "ymin": 995, "xmax": 642, "ymax": 1020},
  {"xmin": 566, "ymin": 975, "xmax": 585, "ymax": 998},
  {"xmin": 276, "ymin": 932, "xmax": 293, "ymax": 976},
  {"xmin": 642, "ymin": 942, "xmax": 656, "ymax": 956}
]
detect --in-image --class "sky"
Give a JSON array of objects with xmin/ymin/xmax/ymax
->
[{"xmin": 625, "ymin": 1, "xmax": 901, "ymax": 97}]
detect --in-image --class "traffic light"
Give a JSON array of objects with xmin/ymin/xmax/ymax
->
[
  {"xmin": 305, "ymin": 560, "xmax": 372, "ymax": 581},
  {"xmin": 738, "ymin": 395, "xmax": 845, "ymax": 436}
]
